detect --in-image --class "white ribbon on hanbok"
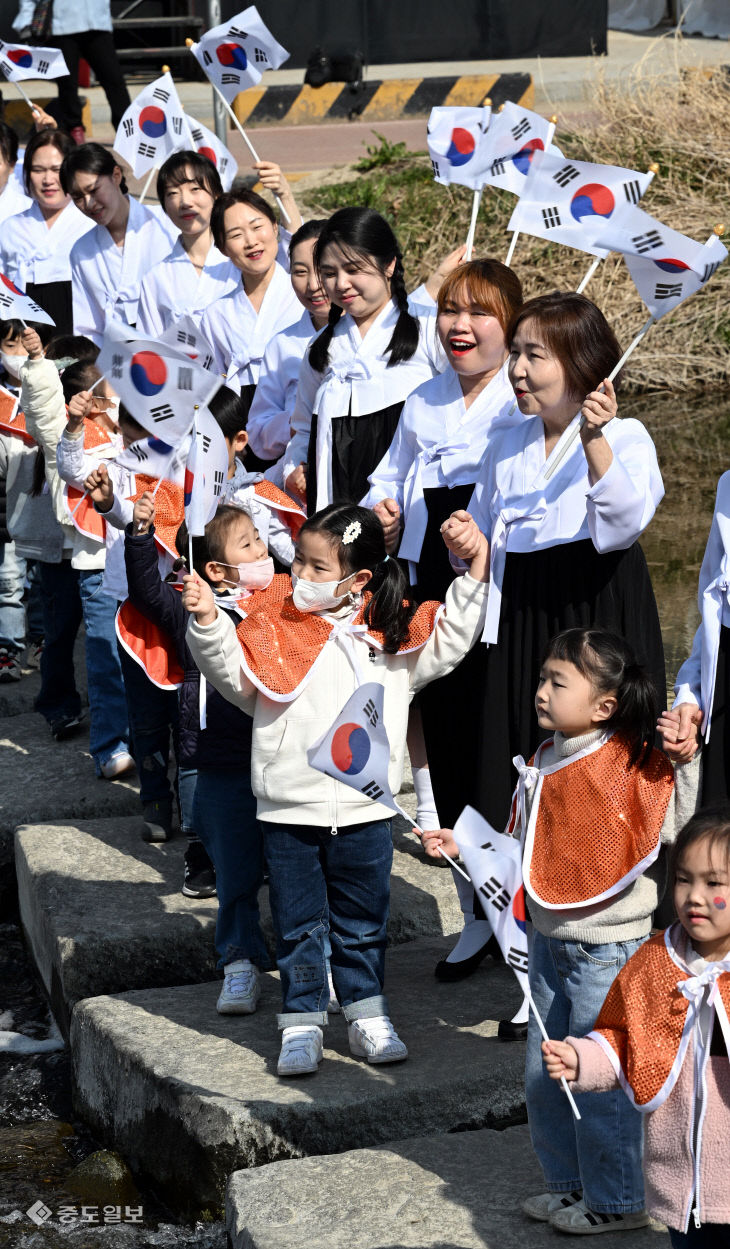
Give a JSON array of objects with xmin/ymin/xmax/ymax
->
[{"xmin": 314, "ymin": 359, "xmax": 373, "ymax": 511}]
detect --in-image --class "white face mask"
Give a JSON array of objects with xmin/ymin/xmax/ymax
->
[
  {"xmin": 291, "ymin": 572, "xmax": 355, "ymax": 614},
  {"xmin": 0, "ymin": 349, "xmax": 27, "ymax": 379},
  {"xmin": 222, "ymin": 557, "xmax": 274, "ymax": 591}
]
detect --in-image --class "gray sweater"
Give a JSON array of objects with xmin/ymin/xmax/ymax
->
[{"xmin": 525, "ymin": 729, "xmax": 701, "ymax": 945}]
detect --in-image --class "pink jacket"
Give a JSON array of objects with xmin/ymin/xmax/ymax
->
[{"xmin": 571, "ymin": 1035, "xmax": 730, "ymax": 1232}]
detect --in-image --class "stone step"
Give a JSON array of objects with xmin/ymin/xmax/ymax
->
[
  {"xmin": 16, "ymin": 816, "xmax": 460, "ymax": 1031},
  {"xmin": 227, "ymin": 1122, "xmax": 670, "ymax": 1249},
  {"xmin": 71, "ymin": 936, "xmax": 525, "ymax": 1215},
  {"xmin": 0, "ymin": 713, "xmax": 139, "ymax": 874}
]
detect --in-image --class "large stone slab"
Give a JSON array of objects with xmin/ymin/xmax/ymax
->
[
  {"xmin": 71, "ymin": 937, "xmax": 525, "ymax": 1215},
  {"xmin": 227, "ymin": 1123, "xmax": 670, "ymax": 1249},
  {"xmin": 0, "ymin": 636, "xmax": 87, "ymax": 718},
  {"xmin": 16, "ymin": 815, "xmax": 460, "ymax": 1027},
  {"xmin": 0, "ymin": 714, "xmax": 139, "ymax": 873}
]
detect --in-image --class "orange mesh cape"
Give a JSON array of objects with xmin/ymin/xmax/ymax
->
[
  {"xmin": 520, "ymin": 733, "xmax": 674, "ymax": 909},
  {"xmin": 116, "ymin": 575, "xmax": 290, "ymax": 690},
  {"xmin": 252, "ymin": 478, "xmax": 305, "ymax": 537},
  {"xmin": 0, "ymin": 386, "xmax": 34, "ymax": 445},
  {"xmin": 586, "ymin": 925, "xmax": 730, "ymax": 1111},
  {"xmin": 235, "ymin": 594, "xmax": 443, "ymax": 702},
  {"xmin": 127, "ymin": 475, "xmax": 184, "ymax": 558}
]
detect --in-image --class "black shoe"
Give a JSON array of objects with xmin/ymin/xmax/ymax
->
[
  {"xmin": 50, "ymin": 713, "xmax": 84, "ymax": 741},
  {"xmin": 498, "ymin": 1018, "xmax": 528, "ymax": 1041},
  {"xmin": 142, "ymin": 800, "xmax": 173, "ymax": 843},
  {"xmin": 182, "ymin": 838, "xmax": 216, "ymax": 898},
  {"xmin": 434, "ymin": 933, "xmax": 502, "ymax": 981}
]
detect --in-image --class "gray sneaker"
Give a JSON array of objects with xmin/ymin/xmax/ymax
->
[
  {"xmin": 216, "ymin": 960, "xmax": 260, "ymax": 1014},
  {"xmin": 0, "ymin": 647, "xmax": 22, "ymax": 682}
]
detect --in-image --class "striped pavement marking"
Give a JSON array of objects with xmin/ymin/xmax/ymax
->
[{"xmin": 233, "ymin": 71, "xmax": 533, "ymax": 127}]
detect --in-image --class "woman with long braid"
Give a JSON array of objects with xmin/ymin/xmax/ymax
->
[{"xmin": 282, "ymin": 208, "xmax": 451, "ymax": 514}]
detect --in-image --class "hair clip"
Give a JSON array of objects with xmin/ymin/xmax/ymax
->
[{"xmin": 342, "ymin": 520, "xmax": 362, "ymax": 545}]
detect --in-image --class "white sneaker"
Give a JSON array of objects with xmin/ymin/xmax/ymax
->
[
  {"xmin": 277, "ymin": 1025, "xmax": 323, "ymax": 1076},
  {"xmin": 550, "ymin": 1199, "xmax": 650, "ymax": 1234},
  {"xmin": 523, "ymin": 1190, "xmax": 583, "ymax": 1222},
  {"xmin": 99, "ymin": 749, "xmax": 136, "ymax": 780},
  {"xmin": 216, "ymin": 960, "xmax": 260, "ymax": 1015},
  {"xmin": 348, "ymin": 1015, "xmax": 408, "ymax": 1065}
]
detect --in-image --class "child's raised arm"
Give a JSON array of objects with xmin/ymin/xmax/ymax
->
[
  {"xmin": 133, "ymin": 492, "xmax": 155, "ymax": 535},
  {"xmin": 181, "ymin": 572, "xmax": 217, "ymax": 627},
  {"xmin": 542, "ymin": 1039, "xmax": 579, "ymax": 1082},
  {"xmin": 441, "ymin": 510, "xmax": 489, "ymax": 582},
  {"xmin": 83, "ymin": 463, "xmax": 114, "ymax": 512}
]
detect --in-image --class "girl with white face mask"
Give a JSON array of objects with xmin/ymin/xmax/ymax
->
[{"xmin": 182, "ymin": 502, "xmax": 490, "ymax": 1079}]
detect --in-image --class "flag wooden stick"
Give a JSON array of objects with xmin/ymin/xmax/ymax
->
[
  {"xmin": 70, "ymin": 489, "xmax": 89, "ymax": 519},
  {"xmin": 526, "ymin": 987, "xmax": 582, "ymax": 1120},
  {"xmin": 465, "ymin": 188, "xmax": 483, "ymax": 261},
  {"xmin": 12, "ymin": 79, "xmax": 36, "ymax": 112},
  {"xmin": 574, "ymin": 164, "xmax": 659, "ymax": 295},
  {"xmin": 139, "ymin": 164, "xmax": 159, "ymax": 204},
  {"xmin": 185, "ymin": 39, "xmax": 291, "ymax": 225},
  {"xmin": 90, "ymin": 373, "xmax": 108, "ymax": 393},
  {"xmin": 404, "ymin": 808, "xmax": 472, "ymax": 883},
  {"xmin": 505, "ymin": 114, "xmax": 557, "ymax": 267}
]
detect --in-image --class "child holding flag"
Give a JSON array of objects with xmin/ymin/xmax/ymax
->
[
  {"xmin": 543, "ymin": 807, "xmax": 730, "ymax": 1245},
  {"xmin": 425, "ymin": 627, "xmax": 700, "ymax": 1234},
  {"xmin": 183, "ymin": 503, "xmax": 489, "ymax": 1077}
]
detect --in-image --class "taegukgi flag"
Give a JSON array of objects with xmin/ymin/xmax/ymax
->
[
  {"xmin": 507, "ymin": 149, "xmax": 655, "ymax": 257},
  {"xmin": 184, "ymin": 115, "xmax": 237, "ymax": 190},
  {"xmin": 308, "ymin": 681, "xmax": 410, "ymax": 813},
  {"xmin": 159, "ymin": 316, "xmax": 216, "ymax": 372},
  {"xmin": 190, "ymin": 5, "xmax": 289, "ymax": 105},
  {"xmin": 184, "ymin": 405, "xmax": 229, "ymax": 537},
  {"xmin": 0, "ymin": 272, "xmax": 55, "ymax": 326},
  {"xmin": 581, "ymin": 201, "xmax": 728, "ymax": 319},
  {"xmin": 451, "ymin": 805, "xmax": 529, "ymax": 995},
  {"xmin": 427, "ymin": 105, "xmax": 493, "ymax": 190},
  {"xmin": 0, "ymin": 41, "xmax": 68, "ymax": 81},
  {"xmin": 97, "ymin": 324, "xmax": 221, "ymax": 444},
  {"xmin": 114, "ymin": 433, "xmax": 189, "ymax": 484},
  {"xmin": 476, "ymin": 101, "xmax": 563, "ymax": 197},
  {"xmin": 114, "ymin": 72, "xmax": 187, "ymax": 178}
]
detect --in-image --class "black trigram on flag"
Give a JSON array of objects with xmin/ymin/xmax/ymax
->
[
  {"xmin": 363, "ymin": 698, "xmax": 379, "ymax": 727},
  {"xmin": 152, "ymin": 87, "xmax": 170, "ymax": 103},
  {"xmin": 200, "ymin": 433, "xmax": 211, "ymax": 453},
  {"xmin": 631, "ymin": 229, "xmax": 663, "ymax": 254},
  {"xmin": 254, "ymin": 46, "xmax": 268, "ymax": 62},
  {"xmin": 172, "ymin": 117, "xmax": 183, "ymax": 136},
  {"xmin": 177, "ymin": 367, "xmax": 193, "ymax": 391},
  {"xmin": 542, "ymin": 206, "xmax": 561, "ymax": 229},
  {"xmin": 702, "ymin": 261, "xmax": 721, "ymax": 283},
  {"xmin": 150, "ymin": 403, "xmax": 175, "ymax": 423},
  {"xmin": 507, "ymin": 946, "xmax": 529, "ymax": 974},
  {"xmin": 122, "ymin": 118, "xmax": 134, "ymax": 138},
  {"xmin": 479, "ymin": 875, "xmax": 510, "ymax": 911},
  {"xmin": 202, "ymin": 50, "xmax": 213, "ymax": 66},
  {"xmin": 511, "ymin": 117, "xmax": 530, "ymax": 140},
  {"xmin": 490, "ymin": 158, "xmax": 506, "ymax": 177},
  {"xmin": 127, "ymin": 442, "xmax": 149, "ymax": 463},
  {"xmin": 361, "ymin": 780, "xmax": 384, "ymax": 800},
  {"xmin": 430, "ymin": 159, "xmax": 440, "ymax": 178},
  {"xmin": 201, "ymin": 353, "xmax": 214, "ymax": 370},
  {"xmin": 213, "ymin": 469, "xmax": 225, "ymax": 493},
  {"xmin": 38, "ymin": 59, "xmax": 49, "ymax": 74},
  {"xmin": 191, "ymin": 127, "xmax": 204, "ymax": 143},
  {"xmin": 623, "ymin": 179, "xmax": 642, "ymax": 204},
  {"xmin": 229, "ymin": 25, "xmax": 248, "ymax": 37},
  {"xmin": 654, "ymin": 282, "xmax": 683, "ymax": 300},
  {"xmin": 138, "ymin": 142, "xmax": 157, "ymax": 159},
  {"xmin": 176, "ymin": 331, "xmax": 195, "ymax": 347},
  {"xmin": 553, "ymin": 164, "xmax": 580, "ymax": 188},
  {"xmin": 0, "ymin": 293, "xmax": 12, "ymax": 309},
  {"xmin": 111, "ymin": 352, "xmax": 124, "ymax": 379},
  {"xmin": 221, "ymin": 73, "xmax": 240, "ymax": 85}
]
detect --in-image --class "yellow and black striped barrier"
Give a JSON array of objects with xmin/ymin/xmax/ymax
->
[{"xmin": 233, "ymin": 71, "xmax": 533, "ymax": 127}]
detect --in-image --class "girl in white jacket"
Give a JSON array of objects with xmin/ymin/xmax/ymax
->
[{"xmin": 183, "ymin": 502, "xmax": 489, "ymax": 1077}]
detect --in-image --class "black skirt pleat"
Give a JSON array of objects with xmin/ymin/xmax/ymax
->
[
  {"xmin": 307, "ymin": 401, "xmax": 404, "ymax": 514},
  {"xmin": 700, "ymin": 624, "xmax": 730, "ymax": 804}
]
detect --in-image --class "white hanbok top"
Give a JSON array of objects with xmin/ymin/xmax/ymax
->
[
  {"xmin": 246, "ymin": 309, "xmax": 315, "ymax": 462},
  {"xmin": 284, "ymin": 294, "xmax": 443, "ymax": 511},
  {"xmin": 200, "ymin": 262, "xmax": 301, "ymax": 391},
  {"xmin": 468, "ymin": 413, "xmax": 664, "ymax": 644},
  {"xmin": 136, "ymin": 237, "xmax": 238, "ymax": 339},
  {"xmin": 0, "ymin": 177, "xmax": 31, "ymax": 228},
  {"xmin": 674, "ymin": 470, "xmax": 730, "ymax": 741},
  {"xmin": 362, "ymin": 362, "xmax": 518, "ymax": 578},
  {"xmin": 0, "ymin": 200, "xmax": 93, "ymax": 287},
  {"xmin": 70, "ymin": 196, "xmax": 173, "ymax": 346}
]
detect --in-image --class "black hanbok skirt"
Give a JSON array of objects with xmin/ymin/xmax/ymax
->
[
  {"xmin": 424, "ymin": 536, "xmax": 666, "ymax": 831},
  {"xmin": 306, "ymin": 401, "xmax": 404, "ymax": 514},
  {"xmin": 700, "ymin": 624, "xmax": 730, "ymax": 805}
]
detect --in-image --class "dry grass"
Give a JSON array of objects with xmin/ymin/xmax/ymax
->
[{"xmin": 302, "ymin": 55, "xmax": 730, "ymax": 395}]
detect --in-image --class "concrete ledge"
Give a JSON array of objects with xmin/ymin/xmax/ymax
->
[
  {"xmin": 233, "ymin": 72, "xmax": 533, "ymax": 126},
  {"xmin": 71, "ymin": 937, "xmax": 525, "ymax": 1214},
  {"xmin": 0, "ymin": 713, "xmax": 138, "ymax": 872},
  {"xmin": 227, "ymin": 1123, "xmax": 670, "ymax": 1249},
  {"xmin": 16, "ymin": 814, "xmax": 461, "ymax": 1031}
]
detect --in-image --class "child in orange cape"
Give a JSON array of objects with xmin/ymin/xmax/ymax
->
[{"xmin": 183, "ymin": 502, "xmax": 489, "ymax": 1078}]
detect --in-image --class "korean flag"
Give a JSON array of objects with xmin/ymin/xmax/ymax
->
[
  {"xmin": 308, "ymin": 682, "xmax": 404, "ymax": 812},
  {"xmin": 0, "ymin": 41, "xmax": 68, "ymax": 82},
  {"xmin": 190, "ymin": 5, "xmax": 289, "ymax": 104}
]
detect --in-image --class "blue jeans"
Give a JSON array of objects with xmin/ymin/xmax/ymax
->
[
  {"xmin": 263, "ymin": 819, "xmax": 393, "ymax": 1029},
  {"xmin": 193, "ymin": 768, "xmax": 269, "ymax": 971},
  {"xmin": 0, "ymin": 540, "xmax": 26, "ymax": 651},
  {"xmin": 117, "ymin": 637, "xmax": 178, "ymax": 805},
  {"xmin": 669, "ymin": 1228, "xmax": 729, "ymax": 1247},
  {"xmin": 25, "ymin": 560, "xmax": 44, "ymax": 642},
  {"xmin": 526, "ymin": 929, "xmax": 647, "ymax": 1214},
  {"xmin": 178, "ymin": 766, "xmax": 197, "ymax": 838},
  {"xmin": 34, "ymin": 559, "xmax": 83, "ymax": 724},
  {"xmin": 78, "ymin": 569, "xmax": 129, "ymax": 770}
]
